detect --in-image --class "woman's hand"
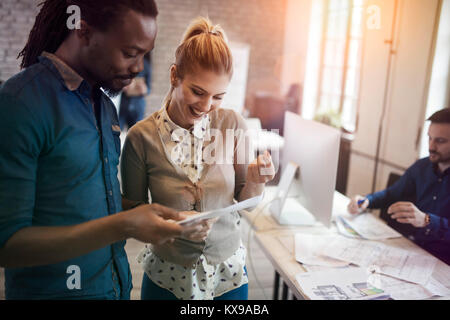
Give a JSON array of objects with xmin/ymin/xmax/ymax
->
[{"xmin": 246, "ymin": 150, "xmax": 275, "ymax": 185}]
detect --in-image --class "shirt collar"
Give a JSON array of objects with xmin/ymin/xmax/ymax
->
[
  {"xmin": 41, "ymin": 51, "xmax": 84, "ymax": 91},
  {"xmin": 159, "ymin": 106, "xmax": 210, "ymax": 142},
  {"xmin": 431, "ymin": 160, "xmax": 450, "ymax": 177}
]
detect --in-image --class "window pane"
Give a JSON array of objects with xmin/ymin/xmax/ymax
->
[
  {"xmin": 324, "ymin": 40, "xmax": 336, "ymax": 66},
  {"xmin": 342, "ymin": 97, "xmax": 357, "ymax": 131},
  {"xmin": 312, "ymin": 0, "xmax": 366, "ymax": 131},
  {"xmin": 351, "ymin": 7, "xmax": 364, "ymax": 37},
  {"xmin": 327, "ymin": 12, "xmax": 339, "ymax": 38},
  {"xmin": 334, "ymin": 41, "xmax": 346, "ymax": 66},
  {"xmin": 339, "ymin": 11, "xmax": 349, "ymax": 38},
  {"xmin": 319, "ymin": 93, "xmax": 330, "ymax": 110},
  {"xmin": 345, "ymin": 67, "xmax": 357, "ymax": 96},
  {"xmin": 322, "ymin": 67, "xmax": 333, "ymax": 93},
  {"xmin": 347, "ymin": 39, "xmax": 360, "ymax": 67},
  {"xmin": 329, "ymin": 0, "xmax": 343, "ymax": 11},
  {"xmin": 333, "ymin": 67, "xmax": 343, "ymax": 95},
  {"xmin": 330, "ymin": 94, "xmax": 340, "ymax": 111}
]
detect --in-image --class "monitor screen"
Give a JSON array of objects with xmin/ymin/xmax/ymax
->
[{"xmin": 271, "ymin": 111, "xmax": 341, "ymax": 228}]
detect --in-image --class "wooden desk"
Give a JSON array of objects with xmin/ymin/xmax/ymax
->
[{"xmin": 241, "ymin": 187, "xmax": 450, "ymax": 300}]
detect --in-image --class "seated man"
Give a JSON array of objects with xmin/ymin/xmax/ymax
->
[{"xmin": 348, "ymin": 108, "xmax": 450, "ymax": 265}]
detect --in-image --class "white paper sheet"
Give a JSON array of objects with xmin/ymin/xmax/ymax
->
[
  {"xmin": 295, "ymin": 267, "xmax": 390, "ymax": 300},
  {"xmin": 294, "ymin": 233, "xmax": 350, "ymax": 267},
  {"xmin": 177, "ymin": 193, "xmax": 264, "ymax": 225},
  {"xmin": 367, "ymin": 273, "xmax": 450, "ymax": 300},
  {"xmin": 320, "ymin": 236, "xmax": 437, "ymax": 285},
  {"xmin": 425, "ymin": 277, "xmax": 450, "ymax": 297},
  {"xmin": 339, "ymin": 213, "xmax": 402, "ymax": 240},
  {"xmin": 431, "ymin": 262, "xmax": 450, "ymax": 288},
  {"xmin": 302, "ymin": 264, "xmax": 356, "ymax": 273},
  {"xmin": 331, "ymin": 192, "xmax": 352, "ymax": 220}
]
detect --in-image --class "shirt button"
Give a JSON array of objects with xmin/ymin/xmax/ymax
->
[
  {"xmin": 109, "ymin": 190, "xmax": 113, "ymax": 196},
  {"xmin": 105, "ymin": 157, "xmax": 108, "ymax": 163},
  {"xmin": 438, "ymin": 178, "xmax": 442, "ymax": 182},
  {"xmin": 433, "ymin": 196, "xmax": 437, "ymax": 200}
]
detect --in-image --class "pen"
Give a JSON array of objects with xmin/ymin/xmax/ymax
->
[{"xmin": 357, "ymin": 199, "xmax": 367, "ymax": 206}]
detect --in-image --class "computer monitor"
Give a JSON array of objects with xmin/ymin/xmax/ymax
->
[{"xmin": 270, "ymin": 111, "xmax": 341, "ymax": 228}]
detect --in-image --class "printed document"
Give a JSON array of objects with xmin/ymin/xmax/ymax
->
[
  {"xmin": 320, "ymin": 236, "xmax": 437, "ymax": 285},
  {"xmin": 295, "ymin": 267, "xmax": 390, "ymax": 300},
  {"xmin": 178, "ymin": 193, "xmax": 264, "ymax": 225}
]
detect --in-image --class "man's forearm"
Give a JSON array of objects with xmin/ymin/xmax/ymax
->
[{"xmin": 0, "ymin": 211, "xmax": 130, "ymax": 268}]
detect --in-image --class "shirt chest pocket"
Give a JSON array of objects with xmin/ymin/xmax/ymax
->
[{"xmin": 111, "ymin": 125, "xmax": 121, "ymax": 159}]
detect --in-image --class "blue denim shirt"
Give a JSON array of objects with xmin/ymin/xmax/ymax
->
[
  {"xmin": 367, "ymin": 157, "xmax": 450, "ymax": 264},
  {"xmin": 0, "ymin": 53, "xmax": 132, "ymax": 299}
]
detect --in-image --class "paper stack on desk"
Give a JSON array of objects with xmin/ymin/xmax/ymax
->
[{"xmin": 294, "ymin": 233, "xmax": 450, "ymax": 299}]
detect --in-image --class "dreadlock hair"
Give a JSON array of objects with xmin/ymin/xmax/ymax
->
[{"xmin": 18, "ymin": 0, "xmax": 158, "ymax": 69}]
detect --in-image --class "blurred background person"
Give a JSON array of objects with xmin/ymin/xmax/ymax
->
[{"xmin": 119, "ymin": 53, "xmax": 152, "ymax": 131}]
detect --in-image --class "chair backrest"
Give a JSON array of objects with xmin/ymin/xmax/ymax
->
[{"xmin": 379, "ymin": 172, "xmax": 416, "ymax": 237}]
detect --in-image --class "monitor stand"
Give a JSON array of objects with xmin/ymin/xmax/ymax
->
[
  {"xmin": 270, "ymin": 197, "xmax": 317, "ymax": 226},
  {"xmin": 269, "ymin": 161, "xmax": 317, "ymax": 226}
]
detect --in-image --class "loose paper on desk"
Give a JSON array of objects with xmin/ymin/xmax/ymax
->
[
  {"xmin": 302, "ymin": 264, "xmax": 356, "ymax": 273},
  {"xmin": 367, "ymin": 272, "xmax": 450, "ymax": 300},
  {"xmin": 294, "ymin": 233, "xmax": 350, "ymax": 267},
  {"xmin": 295, "ymin": 267, "xmax": 390, "ymax": 300},
  {"xmin": 320, "ymin": 236, "xmax": 437, "ymax": 285},
  {"xmin": 432, "ymin": 262, "xmax": 450, "ymax": 288},
  {"xmin": 178, "ymin": 193, "xmax": 264, "ymax": 225},
  {"xmin": 335, "ymin": 216, "xmax": 363, "ymax": 239},
  {"xmin": 331, "ymin": 191, "xmax": 352, "ymax": 220},
  {"xmin": 339, "ymin": 213, "xmax": 402, "ymax": 240}
]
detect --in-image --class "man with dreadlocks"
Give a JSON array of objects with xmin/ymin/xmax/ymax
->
[{"xmin": 0, "ymin": 0, "xmax": 209, "ymax": 299}]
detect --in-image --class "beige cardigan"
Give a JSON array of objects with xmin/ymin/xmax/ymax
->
[{"xmin": 120, "ymin": 108, "xmax": 250, "ymax": 267}]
